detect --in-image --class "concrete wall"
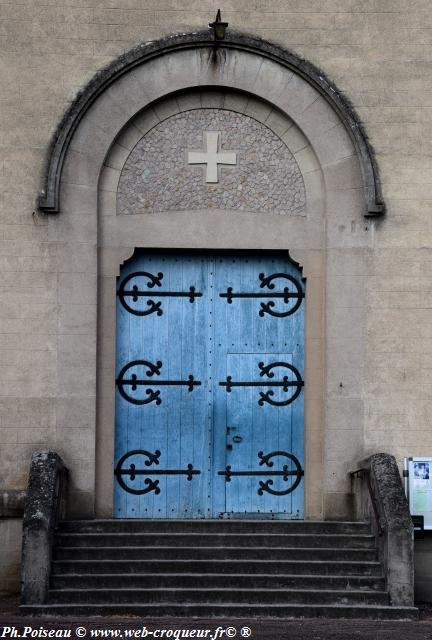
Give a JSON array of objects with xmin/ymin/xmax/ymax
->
[
  {"xmin": 0, "ymin": 520, "xmax": 22, "ymax": 595},
  {"xmin": 1, "ymin": 1, "xmax": 432, "ymax": 593}
]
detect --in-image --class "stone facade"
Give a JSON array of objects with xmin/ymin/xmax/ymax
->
[{"xmin": 1, "ymin": 1, "xmax": 432, "ymax": 595}]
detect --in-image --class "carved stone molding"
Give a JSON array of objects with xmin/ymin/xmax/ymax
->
[{"xmin": 38, "ymin": 30, "xmax": 384, "ymax": 217}]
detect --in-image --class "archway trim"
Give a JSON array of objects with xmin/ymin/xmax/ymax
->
[{"xmin": 38, "ymin": 30, "xmax": 384, "ymax": 217}]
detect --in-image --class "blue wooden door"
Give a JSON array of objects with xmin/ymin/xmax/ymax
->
[
  {"xmin": 212, "ymin": 254, "xmax": 305, "ymax": 518},
  {"xmin": 114, "ymin": 251, "xmax": 304, "ymax": 518},
  {"xmin": 114, "ymin": 252, "xmax": 211, "ymax": 518}
]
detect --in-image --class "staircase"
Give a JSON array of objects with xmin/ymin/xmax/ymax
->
[{"xmin": 20, "ymin": 519, "xmax": 418, "ymax": 619}]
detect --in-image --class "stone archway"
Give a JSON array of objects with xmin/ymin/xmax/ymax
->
[{"xmin": 43, "ymin": 31, "xmax": 382, "ymax": 519}]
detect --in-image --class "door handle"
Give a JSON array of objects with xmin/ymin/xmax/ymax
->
[{"xmin": 232, "ymin": 435, "xmax": 243, "ymax": 443}]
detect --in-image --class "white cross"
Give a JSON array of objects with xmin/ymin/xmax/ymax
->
[{"xmin": 187, "ymin": 131, "xmax": 237, "ymax": 183}]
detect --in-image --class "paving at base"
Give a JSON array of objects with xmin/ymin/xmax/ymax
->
[{"xmin": 2, "ymin": 598, "xmax": 432, "ymax": 640}]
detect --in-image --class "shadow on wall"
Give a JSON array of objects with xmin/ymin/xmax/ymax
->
[
  {"xmin": 0, "ymin": 520, "xmax": 22, "ymax": 595},
  {"xmin": 415, "ymin": 534, "xmax": 432, "ymax": 603},
  {"xmin": 0, "ymin": 491, "xmax": 25, "ymax": 594}
]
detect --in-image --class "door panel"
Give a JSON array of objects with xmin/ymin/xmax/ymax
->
[
  {"xmin": 114, "ymin": 251, "xmax": 305, "ymax": 518},
  {"xmin": 221, "ymin": 353, "xmax": 303, "ymax": 516},
  {"xmin": 213, "ymin": 254, "xmax": 305, "ymax": 518},
  {"xmin": 114, "ymin": 253, "xmax": 210, "ymax": 518}
]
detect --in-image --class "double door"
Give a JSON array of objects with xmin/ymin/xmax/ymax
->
[{"xmin": 114, "ymin": 251, "xmax": 305, "ymax": 518}]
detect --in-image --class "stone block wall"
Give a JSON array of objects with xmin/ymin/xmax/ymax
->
[{"xmin": 1, "ymin": 0, "xmax": 432, "ymax": 592}]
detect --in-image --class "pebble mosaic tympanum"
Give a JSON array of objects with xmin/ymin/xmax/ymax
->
[{"xmin": 117, "ymin": 109, "xmax": 306, "ymax": 216}]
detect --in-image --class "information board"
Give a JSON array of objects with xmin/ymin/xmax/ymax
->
[{"xmin": 404, "ymin": 457, "xmax": 432, "ymax": 530}]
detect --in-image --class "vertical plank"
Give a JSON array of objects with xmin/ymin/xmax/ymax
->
[
  {"xmin": 213, "ymin": 254, "xmax": 230, "ymax": 516},
  {"xmin": 205, "ymin": 255, "xmax": 215, "ymax": 518}
]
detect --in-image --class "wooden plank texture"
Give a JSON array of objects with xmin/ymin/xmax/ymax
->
[{"xmin": 114, "ymin": 251, "xmax": 304, "ymax": 518}]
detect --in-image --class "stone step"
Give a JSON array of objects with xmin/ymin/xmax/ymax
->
[
  {"xmin": 53, "ymin": 546, "xmax": 377, "ymax": 562},
  {"xmin": 54, "ymin": 532, "xmax": 375, "ymax": 549},
  {"xmin": 30, "ymin": 518, "xmax": 413, "ymax": 621},
  {"xmin": 46, "ymin": 587, "xmax": 390, "ymax": 606},
  {"xmin": 50, "ymin": 572, "xmax": 386, "ymax": 591},
  {"xmin": 52, "ymin": 559, "xmax": 383, "ymax": 576},
  {"xmin": 19, "ymin": 603, "xmax": 419, "ymax": 620},
  {"xmin": 57, "ymin": 519, "xmax": 371, "ymax": 535}
]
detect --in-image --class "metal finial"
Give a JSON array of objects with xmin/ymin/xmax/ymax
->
[{"xmin": 209, "ymin": 9, "xmax": 228, "ymax": 41}]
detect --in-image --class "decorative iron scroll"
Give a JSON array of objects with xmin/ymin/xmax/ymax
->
[
  {"xmin": 220, "ymin": 272, "xmax": 304, "ymax": 317},
  {"xmin": 117, "ymin": 271, "xmax": 202, "ymax": 316},
  {"xmin": 116, "ymin": 359, "xmax": 201, "ymax": 405},
  {"xmin": 219, "ymin": 361, "xmax": 303, "ymax": 406},
  {"xmin": 115, "ymin": 449, "xmax": 200, "ymax": 495},
  {"xmin": 218, "ymin": 451, "xmax": 303, "ymax": 496}
]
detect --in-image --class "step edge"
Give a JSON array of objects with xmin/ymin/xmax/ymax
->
[
  {"xmin": 50, "ymin": 572, "xmax": 385, "ymax": 578},
  {"xmin": 52, "ymin": 559, "xmax": 382, "ymax": 565},
  {"xmin": 19, "ymin": 603, "xmax": 418, "ymax": 611},
  {"xmin": 54, "ymin": 545, "xmax": 376, "ymax": 551},
  {"xmin": 58, "ymin": 519, "xmax": 370, "ymax": 524},
  {"xmin": 48, "ymin": 587, "xmax": 390, "ymax": 594},
  {"xmin": 55, "ymin": 533, "xmax": 374, "ymax": 537}
]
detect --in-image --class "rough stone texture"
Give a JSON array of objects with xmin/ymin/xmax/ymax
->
[
  {"xmin": 21, "ymin": 451, "xmax": 67, "ymax": 604},
  {"xmin": 117, "ymin": 109, "xmax": 306, "ymax": 216},
  {"xmin": 353, "ymin": 453, "xmax": 414, "ymax": 608}
]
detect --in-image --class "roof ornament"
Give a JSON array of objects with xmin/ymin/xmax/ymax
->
[{"xmin": 209, "ymin": 9, "xmax": 228, "ymax": 59}]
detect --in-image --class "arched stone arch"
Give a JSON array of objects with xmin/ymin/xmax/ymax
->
[
  {"xmin": 39, "ymin": 31, "xmax": 383, "ymax": 217},
  {"xmin": 48, "ymin": 31, "xmax": 375, "ymax": 519}
]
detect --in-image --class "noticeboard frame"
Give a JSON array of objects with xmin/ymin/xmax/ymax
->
[{"xmin": 404, "ymin": 457, "xmax": 432, "ymax": 530}]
